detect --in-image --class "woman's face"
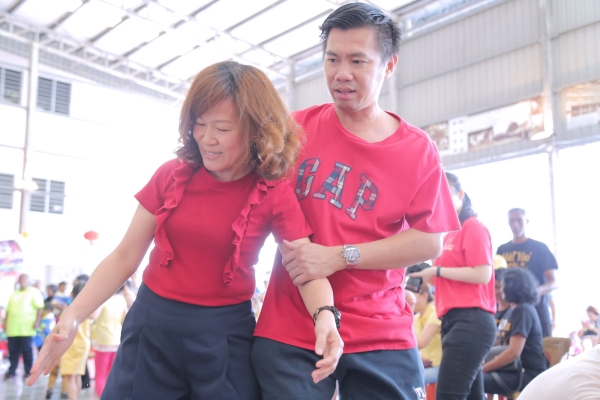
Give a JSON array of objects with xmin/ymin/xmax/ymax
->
[
  {"xmin": 193, "ymin": 98, "xmax": 253, "ymax": 182},
  {"xmin": 415, "ymin": 291, "xmax": 428, "ymax": 312},
  {"xmin": 588, "ymin": 311, "xmax": 599, "ymax": 321},
  {"xmin": 495, "ymin": 279, "xmax": 504, "ymax": 302},
  {"xmin": 450, "ymin": 185, "xmax": 464, "ymax": 215}
]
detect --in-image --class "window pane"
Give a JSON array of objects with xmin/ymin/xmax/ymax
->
[
  {"xmin": 37, "ymin": 78, "xmax": 53, "ymax": 111},
  {"xmin": 449, "ymin": 154, "xmax": 553, "ymax": 252},
  {"xmin": 554, "ymin": 141, "xmax": 600, "ymax": 335},
  {"xmin": 0, "ymin": 173, "xmax": 14, "ymax": 209},
  {"xmin": 30, "ymin": 178, "xmax": 47, "ymax": 212}
]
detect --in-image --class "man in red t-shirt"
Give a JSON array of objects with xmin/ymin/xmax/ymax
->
[{"xmin": 252, "ymin": 3, "xmax": 460, "ymax": 399}]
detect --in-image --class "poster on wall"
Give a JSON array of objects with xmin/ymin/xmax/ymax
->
[
  {"xmin": 565, "ymin": 80, "xmax": 600, "ymax": 131},
  {"xmin": 466, "ymin": 97, "xmax": 544, "ymax": 151},
  {"xmin": 423, "ymin": 97, "xmax": 543, "ymax": 155},
  {"xmin": 423, "ymin": 122, "xmax": 450, "ymax": 151},
  {"xmin": 0, "ymin": 240, "xmax": 22, "ymax": 277}
]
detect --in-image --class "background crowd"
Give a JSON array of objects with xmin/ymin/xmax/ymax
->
[{"xmin": 1, "ymin": 273, "xmax": 135, "ymax": 399}]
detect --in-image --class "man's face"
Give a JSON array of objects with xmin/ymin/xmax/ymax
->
[
  {"xmin": 324, "ymin": 27, "xmax": 395, "ymax": 114},
  {"xmin": 18, "ymin": 274, "xmax": 29, "ymax": 290},
  {"xmin": 508, "ymin": 211, "xmax": 527, "ymax": 238},
  {"xmin": 58, "ymin": 283, "xmax": 66, "ymax": 293}
]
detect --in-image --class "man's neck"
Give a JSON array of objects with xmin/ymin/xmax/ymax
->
[
  {"xmin": 512, "ymin": 235, "xmax": 528, "ymax": 244},
  {"xmin": 335, "ymin": 104, "xmax": 399, "ymax": 143}
]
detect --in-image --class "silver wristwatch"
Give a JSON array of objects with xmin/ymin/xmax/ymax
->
[{"xmin": 342, "ymin": 244, "xmax": 360, "ymax": 270}]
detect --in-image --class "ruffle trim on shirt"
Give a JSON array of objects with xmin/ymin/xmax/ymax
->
[
  {"xmin": 222, "ymin": 178, "xmax": 277, "ymax": 285},
  {"xmin": 153, "ymin": 159, "xmax": 277, "ymax": 286},
  {"xmin": 154, "ymin": 160, "xmax": 196, "ymax": 268}
]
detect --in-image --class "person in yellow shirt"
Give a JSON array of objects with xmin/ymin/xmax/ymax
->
[
  {"xmin": 59, "ymin": 282, "xmax": 91, "ymax": 400},
  {"xmin": 90, "ymin": 284, "xmax": 128, "ymax": 397},
  {"xmin": 413, "ymin": 283, "xmax": 442, "ymax": 385},
  {"xmin": 4, "ymin": 274, "xmax": 44, "ymax": 381}
]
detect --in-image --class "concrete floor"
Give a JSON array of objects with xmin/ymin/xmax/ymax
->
[{"xmin": 0, "ymin": 358, "xmax": 98, "ymax": 400}]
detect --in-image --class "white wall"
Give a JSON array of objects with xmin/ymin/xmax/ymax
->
[{"xmin": 0, "ymin": 52, "xmax": 180, "ymax": 294}]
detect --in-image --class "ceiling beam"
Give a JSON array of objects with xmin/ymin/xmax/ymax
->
[
  {"xmin": 222, "ymin": 0, "xmax": 288, "ymax": 33},
  {"xmin": 94, "ymin": 0, "xmax": 287, "ymax": 78},
  {"xmin": 48, "ymin": 0, "xmax": 89, "ymax": 30},
  {"xmin": 0, "ymin": 11, "xmax": 186, "ymax": 99},
  {"xmin": 7, "ymin": 0, "xmax": 26, "ymax": 14}
]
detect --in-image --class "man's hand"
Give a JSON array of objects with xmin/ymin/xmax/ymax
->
[
  {"xmin": 32, "ymin": 320, "xmax": 40, "ymax": 330},
  {"xmin": 312, "ymin": 311, "xmax": 343, "ymax": 383},
  {"xmin": 282, "ymin": 240, "xmax": 344, "ymax": 285}
]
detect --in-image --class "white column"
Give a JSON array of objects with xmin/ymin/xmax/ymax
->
[{"xmin": 19, "ymin": 41, "xmax": 39, "ymax": 234}]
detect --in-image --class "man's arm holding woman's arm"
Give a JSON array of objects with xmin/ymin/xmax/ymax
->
[{"xmin": 282, "ymin": 229, "xmax": 444, "ymax": 285}]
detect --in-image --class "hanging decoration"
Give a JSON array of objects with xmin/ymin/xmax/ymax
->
[{"xmin": 84, "ymin": 230, "xmax": 99, "ymax": 245}]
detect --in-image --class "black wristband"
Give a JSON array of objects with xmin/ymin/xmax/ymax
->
[{"xmin": 436, "ymin": 266, "xmax": 442, "ymax": 278}]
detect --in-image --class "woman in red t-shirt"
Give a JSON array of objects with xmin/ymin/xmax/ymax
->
[
  {"xmin": 410, "ymin": 172, "xmax": 496, "ymax": 400},
  {"xmin": 27, "ymin": 61, "xmax": 343, "ymax": 399}
]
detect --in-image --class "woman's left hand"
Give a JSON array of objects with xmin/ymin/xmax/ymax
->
[{"xmin": 312, "ymin": 311, "xmax": 344, "ymax": 383}]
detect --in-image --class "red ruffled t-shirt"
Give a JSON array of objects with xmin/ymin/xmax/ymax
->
[{"xmin": 136, "ymin": 159, "xmax": 312, "ymax": 306}]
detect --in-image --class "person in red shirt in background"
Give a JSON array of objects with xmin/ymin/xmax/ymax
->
[
  {"xmin": 26, "ymin": 61, "xmax": 342, "ymax": 399},
  {"xmin": 410, "ymin": 172, "xmax": 496, "ymax": 400}
]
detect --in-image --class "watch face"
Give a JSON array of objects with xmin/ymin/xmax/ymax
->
[{"xmin": 344, "ymin": 246, "xmax": 360, "ymax": 264}]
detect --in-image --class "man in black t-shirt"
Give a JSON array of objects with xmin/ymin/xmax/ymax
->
[{"xmin": 497, "ymin": 208, "xmax": 558, "ymax": 337}]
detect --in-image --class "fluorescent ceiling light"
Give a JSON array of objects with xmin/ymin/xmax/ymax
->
[
  {"xmin": 530, "ymin": 130, "xmax": 554, "ymax": 141},
  {"xmin": 65, "ymin": 0, "xmax": 83, "ymax": 13}
]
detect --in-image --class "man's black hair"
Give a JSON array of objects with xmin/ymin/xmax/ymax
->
[{"xmin": 320, "ymin": 2, "xmax": 401, "ymax": 61}]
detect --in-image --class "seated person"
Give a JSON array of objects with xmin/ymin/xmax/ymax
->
[
  {"xmin": 483, "ymin": 268, "xmax": 548, "ymax": 395},
  {"xmin": 579, "ymin": 305, "xmax": 600, "ymax": 338},
  {"xmin": 412, "ymin": 283, "xmax": 442, "ymax": 385},
  {"xmin": 405, "ymin": 289, "xmax": 417, "ymax": 312},
  {"xmin": 494, "ymin": 268, "xmax": 511, "ymax": 345},
  {"xmin": 518, "ymin": 345, "xmax": 600, "ymax": 400}
]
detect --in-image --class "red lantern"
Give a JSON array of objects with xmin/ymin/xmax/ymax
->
[{"xmin": 84, "ymin": 230, "xmax": 99, "ymax": 245}]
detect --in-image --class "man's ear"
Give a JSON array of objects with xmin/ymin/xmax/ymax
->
[{"xmin": 384, "ymin": 54, "xmax": 398, "ymax": 78}]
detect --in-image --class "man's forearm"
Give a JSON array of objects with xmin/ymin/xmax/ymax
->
[
  {"xmin": 538, "ymin": 281, "xmax": 557, "ymax": 296},
  {"xmin": 352, "ymin": 229, "xmax": 443, "ymax": 271}
]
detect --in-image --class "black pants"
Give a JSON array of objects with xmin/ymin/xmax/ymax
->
[
  {"xmin": 252, "ymin": 337, "xmax": 425, "ymax": 400},
  {"xmin": 483, "ymin": 370, "xmax": 539, "ymax": 395},
  {"xmin": 437, "ymin": 308, "xmax": 496, "ymax": 400},
  {"xmin": 102, "ymin": 284, "xmax": 260, "ymax": 400},
  {"xmin": 7, "ymin": 336, "xmax": 33, "ymax": 376}
]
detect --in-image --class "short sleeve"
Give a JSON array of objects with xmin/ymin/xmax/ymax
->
[
  {"xmin": 541, "ymin": 244, "xmax": 558, "ymax": 271},
  {"xmin": 462, "ymin": 218, "xmax": 493, "ymax": 267},
  {"xmin": 509, "ymin": 305, "xmax": 534, "ymax": 339},
  {"xmin": 425, "ymin": 310, "xmax": 442, "ymax": 327},
  {"xmin": 33, "ymin": 289, "xmax": 44, "ymax": 309},
  {"xmin": 270, "ymin": 180, "xmax": 313, "ymax": 243},
  {"xmin": 134, "ymin": 159, "xmax": 180, "ymax": 214},
  {"xmin": 404, "ymin": 142, "xmax": 460, "ymax": 233}
]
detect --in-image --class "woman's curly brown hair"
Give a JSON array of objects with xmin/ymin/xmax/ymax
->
[{"xmin": 176, "ymin": 61, "xmax": 303, "ymax": 180}]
